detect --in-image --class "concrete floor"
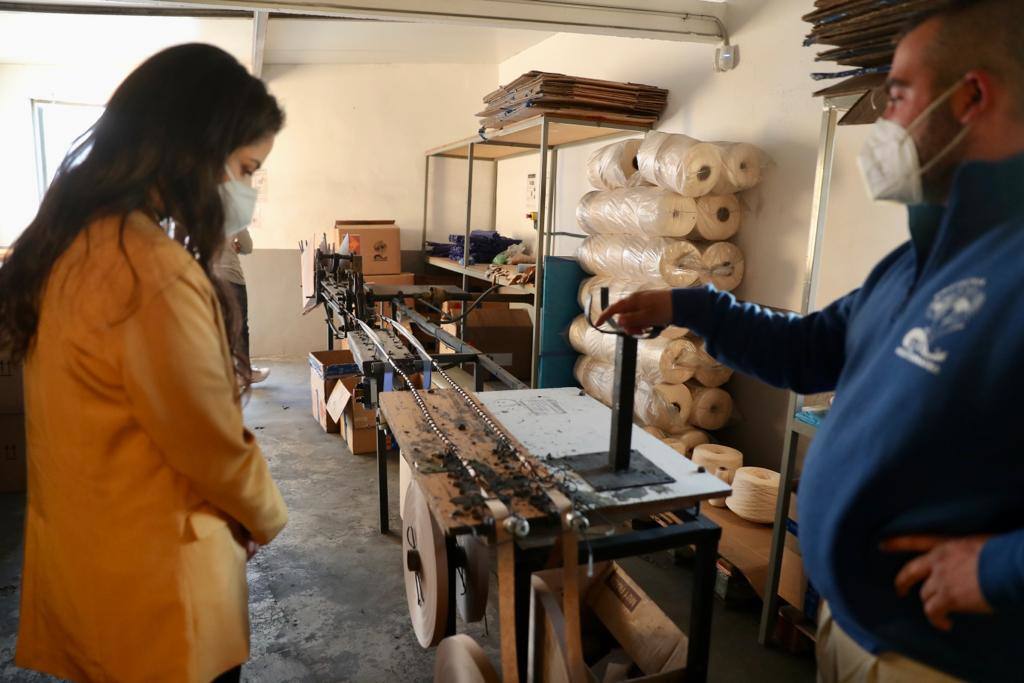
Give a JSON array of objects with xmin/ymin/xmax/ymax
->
[{"xmin": 0, "ymin": 358, "xmax": 815, "ymax": 682}]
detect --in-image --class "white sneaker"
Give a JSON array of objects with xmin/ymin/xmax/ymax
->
[{"xmin": 251, "ymin": 367, "xmax": 271, "ymax": 384}]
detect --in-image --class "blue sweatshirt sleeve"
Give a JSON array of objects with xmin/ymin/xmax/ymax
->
[
  {"xmin": 671, "ymin": 286, "xmax": 856, "ymax": 395},
  {"xmin": 979, "ymin": 531, "xmax": 1024, "ymax": 609}
]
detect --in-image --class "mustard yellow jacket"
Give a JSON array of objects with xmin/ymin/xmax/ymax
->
[{"xmin": 16, "ymin": 213, "xmax": 288, "ymax": 682}]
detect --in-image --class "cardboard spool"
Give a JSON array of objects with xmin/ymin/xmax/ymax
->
[
  {"xmin": 403, "ymin": 480, "xmax": 449, "ymax": 648},
  {"xmin": 434, "ymin": 635, "xmax": 500, "ymax": 683},
  {"xmin": 456, "ymin": 534, "xmax": 491, "ymax": 624}
]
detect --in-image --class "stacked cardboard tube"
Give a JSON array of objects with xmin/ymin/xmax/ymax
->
[{"xmin": 573, "ymin": 131, "xmax": 766, "ymax": 474}]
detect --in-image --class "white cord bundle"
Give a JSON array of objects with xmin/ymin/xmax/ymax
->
[
  {"xmin": 574, "ymin": 355, "xmax": 692, "ymax": 434},
  {"xmin": 726, "ymin": 467, "xmax": 780, "ymax": 524},
  {"xmin": 586, "ymin": 138, "xmax": 643, "ymax": 190},
  {"xmin": 569, "ymin": 315, "xmax": 702, "ymax": 385}
]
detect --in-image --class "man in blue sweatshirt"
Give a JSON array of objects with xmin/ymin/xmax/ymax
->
[{"xmin": 597, "ymin": 1, "xmax": 1024, "ymax": 680}]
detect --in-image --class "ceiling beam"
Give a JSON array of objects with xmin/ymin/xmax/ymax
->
[
  {"xmin": 54, "ymin": 0, "xmax": 729, "ymax": 44},
  {"xmin": 251, "ymin": 8, "xmax": 268, "ymax": 77}
]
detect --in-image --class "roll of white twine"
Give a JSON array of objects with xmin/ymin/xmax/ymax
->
[
  {"xmin": 691, "ymin": 443, "xmax": 742, "ymax": 474},
  {"xmin": 726, "ymin": 467, "xmax": 780, "ymax": 524}
]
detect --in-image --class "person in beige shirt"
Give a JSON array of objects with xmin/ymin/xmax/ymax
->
[
  {"xmin": 216, "ymin": 228, "xmax": 271, "ymax": 384},
  {"xmin": 0, "ymin": 44, "xmax": 287, "ymax": 682}
]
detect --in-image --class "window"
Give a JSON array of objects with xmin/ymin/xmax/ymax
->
[{"xmin": 32, "ymin": 100, "xmax": 104, "ymax": 198}]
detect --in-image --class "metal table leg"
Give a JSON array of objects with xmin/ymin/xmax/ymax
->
[
  {"xmin": 376, "ymin": 418, "xmax": 389, "ymax": 535},
  {"xmin": 687, "ymin": 524, "xmax": 721, "ymax": 683}
]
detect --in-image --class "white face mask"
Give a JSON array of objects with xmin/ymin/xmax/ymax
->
[
  {"xmin": 219, "ymin": 165, "xmax": 258, "ymax": 236},
  {"xmin": 857, "ymin": 79, "xmax": 973, "ymax": 205}
]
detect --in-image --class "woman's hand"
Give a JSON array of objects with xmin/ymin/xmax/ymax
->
[{"xmin": 594, "ymin": 290, "xmax": 673, "ymax": 335}]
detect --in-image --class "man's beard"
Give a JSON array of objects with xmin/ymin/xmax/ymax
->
[{"xmin": 915, "ymin": 103, "xmax": 966, "ymax": 204}]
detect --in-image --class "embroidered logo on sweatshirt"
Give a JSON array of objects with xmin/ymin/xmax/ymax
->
[{"xmin": 896, "ymin": 277, "xmax": 986, "ymax": 375}]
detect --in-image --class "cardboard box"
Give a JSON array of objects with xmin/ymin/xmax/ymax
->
[
  {"xmin": 335, "ymin": 221, "xmax": 401, "ymax": 276},
  {"xmin": 530, "ymin": 562, "xmax": 687, "ymax": 682},
  {"xmin": 0, "ymin": 355, "xmax": 24, "ymax": 414},
  {"xmin": 441, "ymin": 307, "xmax": 532, "ymax": 380},
  {"xmin": 326, "ymin": 375, "xmax": 378, "ymax": 455},
  {"xmin": 0, "ymin": 414, "xmax": 27, "ymax": 493},
  {"xmin": 309, "ymin": 350, "xmax": 360, "ymax": 433}
]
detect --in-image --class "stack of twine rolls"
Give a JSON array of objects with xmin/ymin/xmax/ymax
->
[{"xmin": 574, "ymin": 132, "xmax": 767, "ymax": 492}]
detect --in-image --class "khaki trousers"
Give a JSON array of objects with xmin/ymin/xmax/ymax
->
[{"xmin": 816, "ymin": 604, "xmax": 962, "ymax": 683}]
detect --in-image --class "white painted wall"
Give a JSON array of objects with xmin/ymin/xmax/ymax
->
[
  {"xmin": 256, "ymin": 62, "xmax": 497, "ymax": 251},
  {"xmin": 493, "ymin": 0, "xmax": 907, "ymax": 466}
]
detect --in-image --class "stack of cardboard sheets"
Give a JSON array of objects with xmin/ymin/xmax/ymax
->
[
  {"xmin": 478, "ymin": 71, "xmax": 668, "ymax": 131},
  {"xmin": 804, "ymin": 0, "xmax": 944, "ymax": 121}
]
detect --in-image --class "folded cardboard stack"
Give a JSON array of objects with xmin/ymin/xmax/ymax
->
[
  {"xmin": 804, "ymin": 0, "xmax": 944, "ymax": 119},
  {"xmin": 478, "ymin": 71, "xmax": 668, "ymax": 131}
]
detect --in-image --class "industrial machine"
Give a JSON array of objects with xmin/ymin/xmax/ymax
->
[{"xmin": 304, "ymin": 245, "xmax": 727, "ymax": 682}]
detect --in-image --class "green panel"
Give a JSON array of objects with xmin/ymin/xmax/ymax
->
[{"xmin": 537, "ymin": 255, "xmax": 587, "ymax": 388}]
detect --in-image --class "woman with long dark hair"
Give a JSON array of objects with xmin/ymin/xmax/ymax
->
[{"xmin": 0, "ymin": 44, "xmax": 288, "ymax": 682}]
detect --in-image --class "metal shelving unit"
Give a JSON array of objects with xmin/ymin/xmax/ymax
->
[
  {"xmin": 758, "ymin": 93, "xmax": 861, "ymax": 645},
  {"xmin": 420, "ymin": 113, "xmax": 650, "ymax": 387}
]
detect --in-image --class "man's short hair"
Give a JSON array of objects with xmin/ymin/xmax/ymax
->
[{"xmin": 901, "ymin": 0, "xmax": 1024, "ymax": 113}]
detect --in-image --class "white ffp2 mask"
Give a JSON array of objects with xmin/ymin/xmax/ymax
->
[
  {"xmin": 857, "ymin": 79, "xmax": 972, "ymax": 205},
  {"xmin": 219, "ymin": 165, "xmax": 258, "ymax": 236}
]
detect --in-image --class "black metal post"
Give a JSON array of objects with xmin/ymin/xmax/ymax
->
[
  {"xmin": 609, "ymin": 334, "xmax": 637, "ymax": 471},
  {"xmin": 326, "ymin": 311, "xmax": 334, "ymax": 350},
  {"xmin": 445, "ymin": 535, "xmax": 458, "ymax": 636},
  {"xmin": 687, "ymin": 528, "xmax": 721, "ymax": 683},
  {"xmin": 376, "ymin": 416, "xmax": 389, "ymax": 535}
]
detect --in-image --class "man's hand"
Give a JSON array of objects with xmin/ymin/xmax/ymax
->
[
  {"xmin": 882, "ymin": 535, "xmax": 992, "ymax": 631},
  {"xmin": 593, "ymin": 290, "xmax": 673, "ymax": 335}
]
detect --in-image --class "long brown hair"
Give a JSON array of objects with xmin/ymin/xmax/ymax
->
[{"xmin": 0, "ymin": 43, "xmax": 284, "ymax": 389}]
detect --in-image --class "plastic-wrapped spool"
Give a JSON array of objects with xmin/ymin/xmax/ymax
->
[
  {"xmin": 686, "ymin": 337, "xmax": 733, "ymax": 387},
  {"xmin": 574, "ymin": 355, "xmax": 692, "ymax": 433},
  {"xmin": 709, "ymin": 466, "xmax": 734, "ymax": 507},
  {"xmin": 626, "ymin": 171, "xmax": 655, "ymax": 188},
  {"xmin": 403, "ymin": 480, "xmax": 448, "ymax": 648},
  {"xmin": 710, "ymin": 142, "xmax": 765, "ymax": 194},
  {"xmin": 701, "ymin": 241, "xmax": 745, "ymax": 292},
  {"xmin": 637, "ymin": 131, "xmax": 723, "ymax": 197},
  {"xmin": 577, "ymin": 277, "xmax": 682, "ymax": 333},
  {"xmin": 657, "ymin": 239, "xmax": 704, "ymax": 288},
  {"xmin": 692, "ymin": 443, "xmax": 743, "ymax": 473},
  {"xmin": 577, "ymin": 235, "xmax": 699, "ymax": 286},
  {"xmin": 695, "ymin": 362, "xmax": 733, "ymax": 387},
  {"xmin": 586, "ymin": 138, "xmax": 642, "ymax": 190},
  {"xmin": 686, "ymin": 383, "xmax": 733, "ymax": 431},
  {"xmin": 694, "ymin": 195, "xmax": 742, "ymax": 241},
  {"xmin": 726, "ymin": 467, "xmax": 780, "ymax": 524},
  {"xmin": 568, "ymin": 315, "xmax": 701, "ymax": 384},
  {"xmin": 659, "ymin": 325, "xmax": 692, "ymax": 339},
  {"xmin": 455, "ymin": 535, "xmax": 489, "ymax": 623},
  {"xmin": 645, "ymin": 425, "xmax": 668, "ymax": 439},
  {"xmin": 576, "ymin": 187, "xmax": 699, "ymax": 238},
  {"xmin": 433, "ymin": 635, "xmax": 500, "ymax": 683}
]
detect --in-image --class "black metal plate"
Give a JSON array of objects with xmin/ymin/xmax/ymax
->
[{"xmin": 558, "ymin": 451, "xmax": 675, "ymax": 492}]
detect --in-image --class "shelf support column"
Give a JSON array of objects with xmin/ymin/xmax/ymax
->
[
  {"xmin": 421, "ymin": 155, "xmax": 432, "ymax": 251},
  {"xmin": 758, "ymin": 100, "xmax": 842, "ymax": 645},
  {"xmin": 529, "ymin": 118, "xmax": 550, "ymax": 388},
  {"xmin": 460, "ymin": 142, "xmax": 475, "ymax": 340}
]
